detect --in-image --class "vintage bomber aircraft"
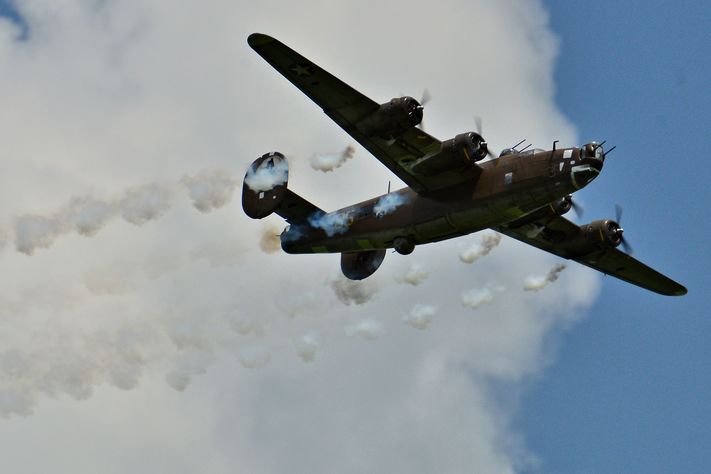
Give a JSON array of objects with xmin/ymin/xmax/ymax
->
[{"xmin": 242, "ymin": 33, "xmax": 686, "ymax": 296}]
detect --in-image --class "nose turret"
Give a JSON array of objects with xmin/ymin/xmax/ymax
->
[{"xmin": 571, "ymin": 141, "xmax": 605, "ymax": 189}]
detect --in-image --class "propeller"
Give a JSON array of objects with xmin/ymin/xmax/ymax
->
[
  {"xmin": 415, "ymin": 89, "xmax": 432, "ymax": 131},
  {"xmin": 568, "ymin": 195, "xmax": 585, "ymax": 218},
  {"xmin": 614, "ymin": 204, "xmax": 633, "ymax": 254},
  {"xmin": 420, "ymin": 88, "xmax": 431, "ymax": 107},
  {"xmin": 474, "ymin": 116, "xmax": 497, "ymax": 158}
]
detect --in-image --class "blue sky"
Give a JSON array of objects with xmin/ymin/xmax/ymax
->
[{"xmin": 522, "ymin": 1, "xmax": 711, "ymax": 472}]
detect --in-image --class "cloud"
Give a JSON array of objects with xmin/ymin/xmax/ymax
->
[{"xmin": 0, "ymin": 1, "xmax": 598, "ymax": 473}]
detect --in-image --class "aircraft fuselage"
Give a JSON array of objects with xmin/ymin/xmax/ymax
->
[{"xmin": 282, "ymin": 146, "xmax": 600, "ymax": 254}]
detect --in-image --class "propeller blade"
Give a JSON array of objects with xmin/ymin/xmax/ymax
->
[
  {"xmin": 615, "ymin": 204, "xmax": 623, "ymax": 223},
  {"xmin": 474, "ymin": 116, "xmax": 483, "ymax": 135},
  {"xmin": 621, "ymin": 236, "xmax": 634, "ymax": 254},
  {"xmin": 570, "ymin": 198, "xmax": 584, "ymax": 218},
  {"xmin": 420, "ymin": 88, "xmax": 432, "ymax": 106}
]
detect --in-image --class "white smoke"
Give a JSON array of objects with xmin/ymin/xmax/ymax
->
[
  {"xmin": 330, "ymin": 276, "xmax": 378, "ymax": 306},
  {"xmin": 243, "ymin": 156, "xmax": 288, "ymax": 192},
  {"xmin": 373, "ymin": 192, "xmax": 408, "ymax": 217},
  {"xmin": 345, "ymin": 318, "xmax": 384, "ymax": 340},
  {"xmin": 181, "ymin": 169, "xmax": 237, "ymax": 213},
  {"xmin": 461, "ymin": 284, "xmax": 505, "ymax": 309},
  {"xmin": 459, "ymin": 232, "xmax": 502, "ymax": 264},
  {"xmin": 10, "ymin": 172, "xmax": 245, "ymax": 256},
  {"xmin": 310, "ymin": 144, "xmax": 356, "ymax": 172},
  {"xmin": 296, "ymin": 334, "xmax": 319, "ymax": 362},
  {"xmin": 259, "ymin": 222, "xmax": 283, "ymax": 254},
  {"xmin": 524, "ymin": 263, "xmax": 567, "ymax": 291},
  {"xmin": 395, "ymin": 263, "xmax": 429, "ymax": 286},
  {"xmin": 308, "ymin": 210, "xmax": 351, "ymax": 237},
  {"xmin": 403, "ymin": 304, "xmax": 437, "ymax": 330},
  {"xmin": 119, "ymin": 183, "xmax": 175, "ymax": 226}
]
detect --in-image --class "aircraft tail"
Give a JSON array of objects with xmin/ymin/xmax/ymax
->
[{"xmin": 242, "ymin": 152, "xmax": 323, "ymax": 223}]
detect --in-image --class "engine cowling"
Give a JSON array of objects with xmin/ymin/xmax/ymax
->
[
  {"xmin": 569, "ymin": 219, "xmax": 624, "ymax": 254},
  {"xmin": 341, "ymin": 249, "xmax": 386, "ymax": 280},
  {"xmin": 411, "ymin": 132, "xmax": 487, "ymax": 176},
  {"xmin": 356, "ymin": 96, "xmax": 423, "ymax": 140}
]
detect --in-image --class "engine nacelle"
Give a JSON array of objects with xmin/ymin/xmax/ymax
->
[
  {"xmin": 356, "ymin": 96, "xmax": 423, "ymax": 140},
  {"xmin": 341, "ymin": 249, "xmax": 386, "ymax": 280},
  {"xmin": 242, "ymin": 152, "xmax": 289, "ymax": 219},
  {"xmin": 411, "ymin": 132, "xmax": 487, "ymax": 176},
  {"xmin": 568, "ymin": 219, "xmax": 624, "ymax": 254}
]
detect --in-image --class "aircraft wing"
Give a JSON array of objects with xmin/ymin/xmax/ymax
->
[
  {"xmin": 248, "ymin": 33, "xmax": 462, "ymax": 193},
  {"xmin": 494, "ymin": 215, "xmax": 687, "ymax": 296}
]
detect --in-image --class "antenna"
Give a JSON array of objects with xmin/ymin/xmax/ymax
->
[
  {"xmin": 552, "ymin": 140, "xmax": 559, "ymax": 151},
  {"xmin": 387, "ymin": 181, "xmax": 391, "ymax": 193}
]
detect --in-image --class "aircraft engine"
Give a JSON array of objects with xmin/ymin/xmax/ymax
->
[
  {"xmin": 356, "ymin": 96, "xmax": 423, "ymax": 140},
  {"xmin": 242, "ymin": 152, "xmax": 289, "ymax": 219},
  {"xmin": 341, "ymin": 249, "xmax": 386, "ymax": 280},
  {"xmin": 571, "ymin": 219, "xmax": 624, "ymax": 254},
  {"xmin": 411, "ymin": 131, "xmax": 487, "ymax": 175}
]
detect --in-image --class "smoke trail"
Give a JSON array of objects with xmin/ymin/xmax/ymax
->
[
  {"xmin": 14, "ymin": 215, "xmax": 65, "ymax": 255},
  {"xmin": 11, "ymin": 170, "xmax": 245, "ymax": 255},
  {"xmin": 459, "ymin": 232, "xmax": 502, "ymax": 264},
  {"xmin": 244, "ymin": 157, "xmax": 288, "ymax": 191},
  {"xmin": 403, "ymin": 304, "xmax": 437, "ymax": 330},
  {"xmin": 181, "ymin": 169, "xmax": 237, "ymax": 213},
  {"xmin": 395, "ymin": 263, "xmax": 429, "ymax": 286},
  {"xmin": 308, "ymin": 210, "xmax": 351, "ymax": 237},
  {"xmin": 259, "ymin": 223, "xmax": 283, "ymax": 254},
  {"xmin": 373, "ymin": 193, "xmax": 408, "ymax": 218},
  {"xmin": 461, "ymin": 288, "xmax": 495, "ymax": 309},
  {"xmin": 119, "ymin": 183, "xmax": 175, "ymax": 225},
  {"xmin": 330, "ymin": 277, "xmax": 377, "ymax": 306},
  {"xmin": 310, "ymin": 144, "xmax": 356, "ymax": 172},
  {"xmin": 66, "ymin": 197, "xmax": 117, "ymax": 236},
  {"xmin": 296, "ymin": 334, "xmax": 319, "ymax": 362},
  {"xmin": 344, "ymin": 318, "xmax": 384, "ymax": 340},
  {"xmin": 523, "ymin": 263, "xmax": 567, "ymax": 291}
]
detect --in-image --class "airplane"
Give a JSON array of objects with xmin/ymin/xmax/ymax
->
[{"xmin": 242, "ymin": 33, "xmax": 686, "ymax": 297}]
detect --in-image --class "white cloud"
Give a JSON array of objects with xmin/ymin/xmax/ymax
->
[{"xmin": 0, "ymin": 1, "xmax": 598, "ymax": 473}]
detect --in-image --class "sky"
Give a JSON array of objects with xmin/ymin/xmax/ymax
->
[{"xmin": 0, "ymin": 1, "xmax": 708, "ymax": 473}]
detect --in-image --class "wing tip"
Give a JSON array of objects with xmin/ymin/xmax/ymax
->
[{"xmin": 248, "ymin": 33, "xmax": 275, "ymax": 48}]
